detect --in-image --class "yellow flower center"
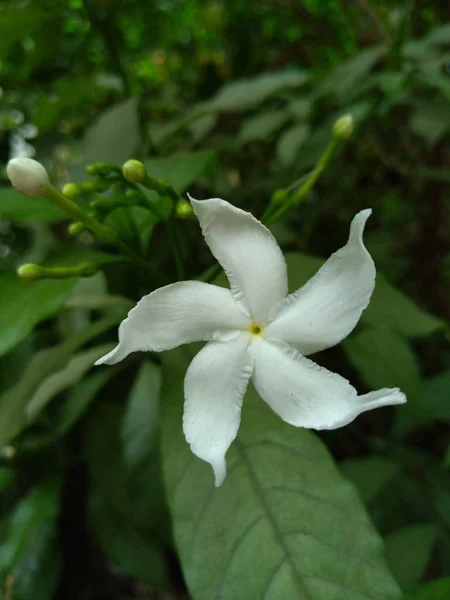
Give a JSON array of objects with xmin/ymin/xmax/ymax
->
[{"xmin": 248, "ymin": 323, "xmax": 263, "ymax": 336}]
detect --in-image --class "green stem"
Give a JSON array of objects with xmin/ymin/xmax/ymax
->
[
  {"xmin": 44, "ymin": 183, "xmax": 117, "ymax": 242},
  {"xmin": 116, "ymin": 240, "xmax": 165, "ymax": 282},
  {"xmin": 262, "ymin": 136, "xmax": 341, "ymax": 226},
  {"xmin": 166, "ymin": 219, "xmax": 185, "ymax": 279}
]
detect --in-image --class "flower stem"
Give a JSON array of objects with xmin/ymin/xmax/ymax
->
[
  {"xmin": 261, "ymin": 136, "xmax": 341, "ymax": 226},
  {"xmin": 43, "ymin": 183, "xmax": 117, "ymax": 243}
]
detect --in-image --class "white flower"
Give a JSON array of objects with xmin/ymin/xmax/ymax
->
[
  {"xmin": 96, "ymin": 197, "xmax": 406, "ymax": 486},
  {"xmin": 7, "ymin": 158, "xmax": 50, "ymax": 197}
]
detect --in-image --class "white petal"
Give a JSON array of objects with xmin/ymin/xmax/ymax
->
[
  {"xmin": 183, "ymin": 333, "xmax": 253, "ymax": 486},
  {"xmin": 96, "ymin": 281, "xmax": 250, "ymax": 365},
  {"xmin": 266, "ymin": 209, "xmax": 375, "ymax": 355},
  {"xmin": 189, "ymin": 195, "xmax": 287, "ymax": 324},
  {"xmin": 251, "ymin": 338, "xmax": 406, "ymax": 430}
]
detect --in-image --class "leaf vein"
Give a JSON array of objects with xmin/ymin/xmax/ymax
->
[
  {"xmin": 263, "ymin": 485, "xmax": 347, "ymax": 512},
  {"xmin": 214, "ymin": 514, "xmax": 265, "ymax": 599},
  {"xmin": 235, "ymin": 438, "xmax": 313, "ymax": 600},
  {"xmin": 284, "ymin": 530, "xmax": 374, "ymax": 568}
]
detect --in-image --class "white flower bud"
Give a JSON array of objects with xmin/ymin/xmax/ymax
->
[{"xmin": 7, "ymin": 158, "xmax": 50, "ymax": 197}]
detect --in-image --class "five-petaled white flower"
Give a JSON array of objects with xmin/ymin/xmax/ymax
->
[{"xmin": 96, "ymin": 197, "xmax": 406, "ymax": 486}]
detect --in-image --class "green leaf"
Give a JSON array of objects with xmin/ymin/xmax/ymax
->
[
  {"xmin": 385, "ymin": 523, "xmax": 439, "ymax": 591},
  {"xmin": 284, "ymin": 252, "xmax": 324, "ymax": 292},
  {"xmin": 0, "ymin": 271, "xmax": 76, "ymax": 357},
  {"xmin": 404, "ymin": 578, "xmax": 450, "ymax": 600},
  {"xmin": 52, "ymin": 369, "xmax": 116, "ymax": 436},
  {"xmin": 189, "ymin": 113, "xmax": 218, "ymax": 143},
  {"xmin": 121, "ymin": 362, "xmax": 160, "ymax": 472},
  {"xmin": 26, "ymin": 343, "xmax": 114, "ymax": 421},
  {"xmin": 161, "ymin": 347, "xmax": 401, "ymax": 600},
  {"xmin": 88, "ymin": 484, "xmax": 169, "ymax": 588},
  {"xmin": 84, "ymin": 395, "xmax": 169, "ymax": 536},
  {"xmin": 0, "ymin": 467, "xmax": 15, "ymax": 492},
  {"xmin": 319, "ymin": 45, "xmax": 387, "ymax": 101},
  {"xmin": 424, "ymin": 23, "xmax": 450, "ymax": 46},
  {"xmin": 342, "ymin": 328, "xmax": 421, "ymax": 398},
  {"xmin": 121, "ymin": 362, "xmax": 170, "ymax": 541},
  {"xmin": 0, "ymin": 188, "xmax": 63, "ymax": 221},
  {"xmin": 444, "ymin": 445, "xmax": 450, "ymax": 468},
  {"xmin": 0, "ymin": 4, "xmax": 54, "ymax": 59},
  {"xmin": 210, "ymin": 70, "xmax": 308, "ymax": 111},
  {"xmin": 0, "ymin": 316, "xmax": 120, "ymax": 447},
  {"xmin": 394, "ymin": 369, "xmax": 450, "ymax": 438},
  {"xmin": 0, "ymin": 480, "xmax": 61, "ymax": 600},
  {"xmin": 283, "ymin": 253, "xmax": 444, "ymax": 337},
  {"xmin": 72, "ymin": 98, "xmax": 140, "ymax": 179},
  {"xmin": 239, "ymin": 110, "xmax": 290, "ymax": 144},
  {"xmin": 362, "ymin": 274, "xmax": 444, "ymax": 337},
  {"xmin": 404, "ymin": 370, "xmax": 450, "ymax": 427},
  {"xmin": 410, "ymin": 101, "xmax": 450, "ymax": 147},
  {"xmin": 144, "ymin": 149, "xmax": 216, "ymax": 193},
  {"xmin": 276, "ymin": 123, "xmax": 310, "ymax": 166},
  {"xmin": 339, "ymin": 457, "xmax": 400, "ymax": 504}
]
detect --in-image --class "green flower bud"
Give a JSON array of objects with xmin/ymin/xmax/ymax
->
[
  {"xmin": 86, "ymin": 162, "xmax": 115, "ymax": 176},
  {"xmin": 333, "ymin": 114, "xmax": 354, "ymax": 140},
  {"xmin": 176, "ymin": 199, "xmax": 194, "ymax": 219},
  {"xmin": 68, "ymin": 221, "xmax": 85, "ymax": 236},
  {"xmin": 123, "ymin": 159, "xmax": 146, "ymax": 183},
  {"xmin": 17, "ymin": 263, "xmax": 45, "ymax": 281},
  {"xmin": 62, "ymin": 182, "xmax": 81, "ymax": 199}
]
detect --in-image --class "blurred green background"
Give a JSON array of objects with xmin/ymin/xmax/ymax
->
[{"xmin": 0, "ymin": 0, "xmax": 449, "ymax": 599}]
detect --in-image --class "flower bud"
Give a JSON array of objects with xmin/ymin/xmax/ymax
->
[
  {"xmin": 333, "ymin": 114, "xmax": 354, "ymax": 140},
  {"xmin": 7, "ymin": 158, "xmax": 50, "ymax": 197},
  {"xmin": 86, "ymin": 162, "xmax": 115, "ymax": 177},
  {"xmin": 17, "ymin": 263, "xmax": 45, "ymax": 281},
  {"xmin": 62, "ymin": 183, "xmax": 81, "ymax": 199},
  {"xmin": 68, "ymin": 222, "xmax": 85, "ymax": 236},
  {"xmin": 123, "ymin": 159, "xmax": 146, "ymax": 183},
  {"xmin": 176, "ymin": 199, "xmax": 194, "ymax": 219}
]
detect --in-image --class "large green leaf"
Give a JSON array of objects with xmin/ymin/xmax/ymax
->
[
  {"xmin": 88, "ymin": 483, "xmax": 169, "ymax": 589},
  {"xmin": 339, "ymin": 457, "xmax": 401, "ymax": 504},
  {"xmin": 84, "ymin": 392, "xmax": 169, "ymax": 536},
  {"xmin": 410, "ymin": 101, "xmax": 450, "ymax": 147},
  {"xmin": 343, "ymin": 328, "xmax": 421, "ymax": 398},
  {"xmin": 210, "ymin": 70, "xmax": 308, "ymax": 112},
  {"xmin": 144, "ymin": 149, "xmax": 216, "ymax": 193},
  {"xmin": 0, "ymin": 188, "xmax": 63, "ymax": 221},
  {"xmin": 403, "ymin": 578, "xmax": 450, "ymax": 599},
  {"xmin": 276, "ymin": 123, "xmax": 310, "ymax": 166},
  {"xmin": 0, "ymin": 4, "xmax": 54, "ymax": 59},
  {"xmin": 319, "ymin": 45, "xmax": 387, "ymax": 101},
  {"xmin": 385, "ymin": 524, "xmax": 439, "ymax": 591},
  {"xmin": 26, "ymin": 343, "xmax": 114, "ymax": 421},
  {"xmin": 161, "ymin": 347, "xmax": 401, "ymax": 600},
  {"xmin": 362, "ymin": 274, "xmax": 444, "ymax": 337},
  {"xmin": 0, "ymin": 316, "xmax": 120, "ymax": 447},
  {"xmin": 283, "ymin": 253, "xmax": 444, "ymax": 336},
  {"xmin": 52, "ymin": 369, "xmax": 117, "ymax": 436},
  {"xmin": 120, "ymin": 361, "xmax": 170, "ymax": 542},
  {"xmin": 81, "ymin": 98, "xmax": 141, "ymax": 167},
  {"xmin": 0, "ymin": 250, "xmax": 123, "ymax": 357},
  {"xmin": 394, "ymin": 370, "xmax": 450, "ymax": 438},
  {"xmin": 0, "ymin": 479, "xmax": 61, "ymax": 600},
  {"xmin": 0, "ymin": 272, "xmax": 76, "ymax": 357},
  {"xmin": 239, "ymin": 110, "xmax": 290, "ymax": 144}
]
